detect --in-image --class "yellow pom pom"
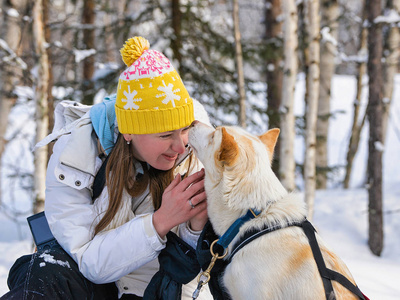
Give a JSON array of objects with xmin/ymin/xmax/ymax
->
[{"xmin": 120, "ymin": 36, "xmax": 150, "ymax": 67}]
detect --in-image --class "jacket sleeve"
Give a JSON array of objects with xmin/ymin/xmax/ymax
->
[{"xmin": 45, "ymin": 134, "xmax": 166, "ymax": 284}]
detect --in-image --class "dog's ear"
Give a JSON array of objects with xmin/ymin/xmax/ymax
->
[
  {"xmin": 218, "ymin": 127, "xmax": 239, "ymax": 167},
  {"xmin": 259, "ymin": 128, "xmax": 280, "ymax": 160}
]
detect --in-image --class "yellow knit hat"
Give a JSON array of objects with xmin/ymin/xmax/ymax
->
[{"xmin": 115, "ymin": 36, "xmax": 194, "ymax": 134}]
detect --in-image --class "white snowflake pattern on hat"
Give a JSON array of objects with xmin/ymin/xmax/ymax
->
[
  {"xmin": 156, "ymin": 80, "xmax": 181, "ymax": 108},
  {"xmin": 122, "ymin": 86, "xmax": 142, "ymax": 110}
]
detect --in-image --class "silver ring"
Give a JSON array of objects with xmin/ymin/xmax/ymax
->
[{"xmin": 188, "ymin": 199, "xmax": 195, "ymax": 209}]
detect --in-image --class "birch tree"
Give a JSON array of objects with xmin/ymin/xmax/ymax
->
[
  {"xmin": 233, "ymin": 0, "xmax": 246, "ymax": 128},
  {"xmin": 43, "ymin": 0, "xmax": 54, "ymax": 161},
  {"xmin": 382, "ymin": 0, "xmax": 400, "ymax": 142},
  {"xmin": 304, "ymin": 0, "xmax": 320, "ymax": 219},
  {"xmin": 366, "ymin": 0, "xmax": 384, "ymax": 256},
  {"xmin": 279, "ymin": 0, "xmax": 298, "ymax": 191},
  {"xmin": 265, "ymin": 0, "xmax": 283, "ymax": 174},
  {"xmin": 33, "ymin": 0, "xmax": 50, "ymax": 214},
  {"xmin": 344, "ymin": 3, "xmax": 368, "ymax": 189},
  {"xmin": 316, "ymin": 0, "xmax": 339, "ymax": 189},
  {"xmin": 0, "ymin": 0, "xmax": 28, "ymax": 205}
]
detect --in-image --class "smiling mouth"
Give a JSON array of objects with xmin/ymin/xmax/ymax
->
[{"xmin": 163, "ymin": 154, "xmax": 178, "ymax": 161}]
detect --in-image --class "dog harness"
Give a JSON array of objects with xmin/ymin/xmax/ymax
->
[
  {"xmin": 194, "ymin": 209, "xmax": 368, "ymax": 300},
  {"xmin": 193, "ymin": 209, "xmax": 262, "ymax": 299},
  {"xmin": 228, "ymin": 217, "xmax": 368, "ymax": 300}
]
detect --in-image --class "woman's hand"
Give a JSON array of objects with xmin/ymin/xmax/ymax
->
[
  {"xmin": 153, "ymin": 169, "xmax": 208, "ymax": 239},
  {"xmin": 187, "ymin": 185, "xmax": 208, "ymax": 231}
]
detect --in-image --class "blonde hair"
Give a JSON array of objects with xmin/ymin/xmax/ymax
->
[{"xmin": 93, "ymin": 133, "xmax": 192, "ymax": 235}]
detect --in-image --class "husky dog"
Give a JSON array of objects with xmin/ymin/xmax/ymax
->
[{"xmin": 189, "ymin": 121, "xmax": 361, "ymax": 300}]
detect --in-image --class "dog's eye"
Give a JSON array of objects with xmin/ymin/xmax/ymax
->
[{"xmin": 208, "ymin": 132, "xmax": 215, "ymax": 145}]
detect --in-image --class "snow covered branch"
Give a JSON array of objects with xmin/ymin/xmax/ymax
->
[
  {"xmin": 0, "ymin": 39, "xmax": 28, "ymax": 70},
  {"xmin": 374, "ymin": 9, "xmax": 400, "ymax": 25}
]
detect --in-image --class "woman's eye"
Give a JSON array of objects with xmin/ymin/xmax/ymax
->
[{"xmin": 160, "ymin": 134, "xmax": 171, "ymax": 139}]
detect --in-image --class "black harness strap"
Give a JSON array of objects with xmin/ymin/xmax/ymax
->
[
  {"xmin": 92, "ymin": 155, "xmax": 109, "ymax": 201},
  {"xmin": 228, "ymin": 220, "xmax": 304, "ymax": 263},
  {"xmin": 228, "ymin": 219, "xmax": 366, "ymax": 300},
  {"xmin": 301, "ymin": 220, "xmax": 335, "ymax": 300},
  {"xmin": 299, "ymin": 220, "xmax": 366, "ymax": 300},
  {"xmin": 326, "ymin": 269, "xmax": 367, "ymax": 299}
]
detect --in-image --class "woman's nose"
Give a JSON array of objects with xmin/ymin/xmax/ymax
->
[{"xmin": 172, "ymin": 136, "xmax": 186, "ymax": 154}]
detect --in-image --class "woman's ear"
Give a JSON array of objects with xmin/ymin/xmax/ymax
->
[{"xmin": 123, "ymin": 134, "xmax": 132, "ymax": 143}]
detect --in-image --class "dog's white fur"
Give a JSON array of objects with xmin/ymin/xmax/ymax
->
[{"xmin": 189, "ymin": 122, "xmax": 358, "ymax": 300}]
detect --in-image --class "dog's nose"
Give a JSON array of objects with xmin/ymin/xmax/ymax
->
[{"xmin": 190, "ymin": 120, "xmax": 199, "ymax": 127}]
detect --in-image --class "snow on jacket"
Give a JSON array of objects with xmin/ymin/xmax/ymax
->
[{"xmin": 36, "ymin": 98, "xmax": 212, "ymax": 299}]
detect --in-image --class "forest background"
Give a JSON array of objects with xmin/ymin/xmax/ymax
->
[{"xmin": 0, "ymin": 0, "xmax": 399, "ymax": 290}]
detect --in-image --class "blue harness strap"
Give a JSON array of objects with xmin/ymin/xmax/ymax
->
[{"xmin": 215, "ymin": 209, "xmax": 261, "ymax": 250}]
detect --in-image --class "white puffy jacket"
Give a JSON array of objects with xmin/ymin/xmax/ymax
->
[{"xmin": 37, "ymin": 99, "xmax": 212, "ymax": 299}]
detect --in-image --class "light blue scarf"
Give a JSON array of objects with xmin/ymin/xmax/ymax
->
[{"xmin": 90, "ymin": 94, "xmax": 117, "ymax": 155}]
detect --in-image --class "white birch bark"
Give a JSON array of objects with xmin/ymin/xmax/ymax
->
[
  {"xmin": 279, "ymin": 0, "xmax": 298, "ymax": 191},
  {"xmin": 33, "ymin": 0, "xmax": 50, "ymax": 214},
  {"xmin": 233, "ymin": 0, "xmax": 246, "ymax": 128},
  {"xmin": 0, "ymin": 0, "xmax": 27, "ymax": 205},
  {"xmin": 382, "ymin": 0, "xmax": 400, "ymax": 142},
  {"xmin": 316, "ymin": 0, "xmax": 339, "ymax": 189},
  {"xmin": 304, "ymin": 0, "xmax": 320, "ymax": 219}
]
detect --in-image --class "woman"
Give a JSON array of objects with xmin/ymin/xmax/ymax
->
[{"xmin": 2, "ymin": 37, "xmax": 212, "ymax": 299}]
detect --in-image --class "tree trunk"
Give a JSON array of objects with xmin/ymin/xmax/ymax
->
[
  {"xmin": 81, "ymin": 0, "xmax": 96, "ymax": 105},
  {"xmin": 316, "ymin": 0, "xmax": 339, "ymax": 189},
  {"xmin": 43, "ymin": 0, "xmax": 54, "ymax": 160},
  {"xmin": 382, "ymin": 0, "xmax": 400, "ymax": 142},
  {"xmin": 171, "ymin": 0, "xmax": 182, "ymax": 73},
  {"xmin": 232, "ymin": 0, "xmax": 246, "ymax": 128},
  {"xmin": 103, "ymin": 1, "xmax": 118, "ymax": 63},
  {"xmin": 279, "ymin": 0, "xmax": 298, "ymax": 191},
  {"xmin": 265, "ymin": 0, "xmax": 283, "ymax": 176},
  {"xmin": 304, "ymin": 0, "xmax": 320, "ymax": 219},
  {"xmin": 343, "ymin": 3, "xmax": 368, "ymax": 189},
  {"xmin": 366, "ymin": 0, "xmax": 384, "ymax": 256},
  {"xmin": 0, "ymin": 0, "xmax": 28, "ymax": 205},
  {"xmin": 33, "ymin": 0, "xmax": 50, "ymax": 214}
]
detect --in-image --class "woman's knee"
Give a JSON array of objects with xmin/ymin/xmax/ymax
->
[
  {"xmin": 6, "ymin": 248, "xmax": 86, "ymax": 298},
  {"xmin": 29, "ymin": 248, "xmax": 89, "ymax": 291},
  {"xmin": 5, "ymin": 248, "xmax": 117, "ymax": 299},
  {"xmin": 7, "ymin": 254, "xmax": 34, "ymax": 290}
]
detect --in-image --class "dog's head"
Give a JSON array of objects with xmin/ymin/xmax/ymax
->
[{"xmin": 189, "ymin": 121, "xmax": 284, "ymax": 214}]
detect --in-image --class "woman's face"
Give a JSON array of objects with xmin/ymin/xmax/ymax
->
[{"xmin": 124, "ymin": 126, "xmax": 190, "ymax": 171}]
